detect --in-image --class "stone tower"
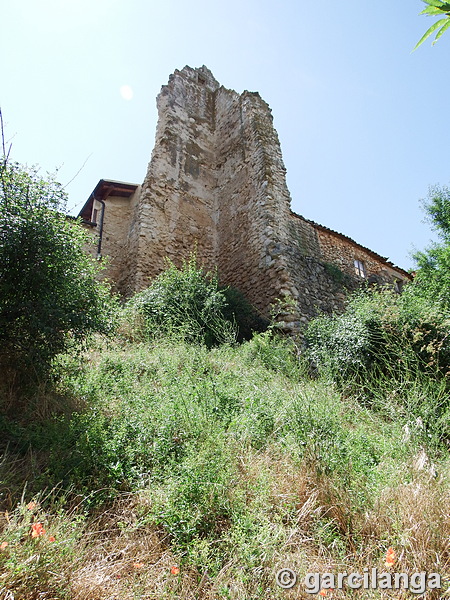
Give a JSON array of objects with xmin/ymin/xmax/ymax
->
[
  {"xmin": 120, "ymin": 65, "xmax": 298, "ymax": 315},
  {"xmin": 81, "ymin": 66, "xmax": 411, "ymax": 329}
]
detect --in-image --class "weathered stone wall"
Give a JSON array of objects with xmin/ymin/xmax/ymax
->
[
  {"xmin": 129, "ymin": 66, "xmax": 220, "ymax": 292},
  {"xmin": 108, "ymin": 189, "xmax": 141, "ymax": 294},
  {"xmin": 83, "ymin": 65, "xmax": 411, "ymax": 326},
  {"xmin": 314, "ymin": 224, "xmax": 405, "ymax": 285},
  {"xmin": 126, "ymin": 65, "xmax": 300, "ymax": 316},
  {"xmin": 279, "ymin": 215, "xmax": 352, "ymax": 329},
  {"xmin": 214, "ymin": 88, "xmax": 294, "ymax": 314}
]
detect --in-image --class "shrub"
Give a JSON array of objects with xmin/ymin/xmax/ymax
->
[
  {"xmin": 0, "ymin": 494, "xmax": 85, "ymax": 597},
  {"xmin": 242, "ymin": 330, "xmax": 301, "ymax": 379},
  {"xmin": 123, "ymin": 257, "xmax": 237, "ymax": 347},
  {"xmin": 220, "ymin": 285, "xmax": 268, "ymax": 341},
  {"xmin": 305, "ymin": 287, "xmax": 450, "ymax": 383},
  {"xmin": 0, "ymin": 160, "xmax": 115, "ymax": 385}
]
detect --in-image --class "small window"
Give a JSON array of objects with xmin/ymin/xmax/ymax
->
[
  {"xmin": 354, "ymin": 259, "xmax": 366, "ymax": 278},
  {"xmin": 394, "ymin": 279, "xmax": 403, "ymax": 293},
  {"xmin": 92, "ymin": 208, "xmax": 98, "ymax": 224}
]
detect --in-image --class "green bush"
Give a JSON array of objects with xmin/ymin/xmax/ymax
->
[
  {"xmin": 149, "ymin": 438, "xmax": 238, "ymax": 550},
  {"xmin": 0, "ymin": 161, "xmax": 115, "ymax": 384},
  {"xmin": 220, "ymin": 286, "xmax": 268, "ymax": 341},
  {"xmin": 413, "ymin": 184, "xmax": 450, "ymax": 309},
  {"xmin": 123, "ymin": 257, "xmax": 237, "ymax": 347},
  {"xmin": 242, "ymin": 330, "xmax": 301, "ymax": 379},
  {"xmin": 306, "ymin": 287, "xmax": 450, "ymax": 382}
]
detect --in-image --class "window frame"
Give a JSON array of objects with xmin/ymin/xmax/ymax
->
[{"xmin": 354, "ymin": 259, "xmax": 366, "ymax": 278}]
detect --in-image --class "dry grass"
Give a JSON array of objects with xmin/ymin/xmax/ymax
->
[
  {"xmin": 0, "ymin": 451, "xmax": 449, "ymax": 599},
  {"xmin": 1, "ymin": 337, "xmax": 449, "ymax": 600}
]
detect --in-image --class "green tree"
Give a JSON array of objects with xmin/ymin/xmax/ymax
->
[
  {"xmin": 0, "ymin": 157, "xmax": 115, "ymax": 382},
  {"xmin": 414, "ymin": 0, "xmax": 450, "ymax": 49},
  {"xmin": 412, "ymin": 184, "xmax": 450, "ymax": 307}
]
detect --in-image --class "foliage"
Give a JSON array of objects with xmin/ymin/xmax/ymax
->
[
  {"xmin": 220, "ymin": 285, "xmax": 268, "ymax": 341},
  {"xmin": 1, "ymin": 338, "xmax": 450, "ymax": 597},
  {"xmin": 306, "ymin": 287, "xmax": 450, "ymax": 383},
  {"xmin": 323, "ymin": 261, "xmax": 353, "ymax": 288},
  {"xmin": 0, "ymin": 159, "xmax": 115, "ymax": 383},
  {"xmin": 414, "ymin": 0, "xmax": 450, "ymax": 50},
  {"xmin": 123, "ymin": 257, "xmax": 238, "ymax": 347},
  {"xmin": 242, "ymin": 329, "xmax": 301, "ymax": 378},
  {"xmin": 0, "ymin": 494, "xmax": 84, "ymax": 598},
  {"xmin": 15, "ymin": 340, "xmax": 418, "ymax": 502},
  {"xmin": 412, "ymin": 184, "xmax": 450, "ymax": 308}
]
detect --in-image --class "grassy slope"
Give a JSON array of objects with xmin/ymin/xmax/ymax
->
[{"xmin": 0, "ymin": 335, "xmax": 449, "ymax": 599}]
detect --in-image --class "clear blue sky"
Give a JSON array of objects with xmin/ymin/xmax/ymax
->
[{"xmin": 2, "ymin": 0, "xmax": 449, "ymax": 270}]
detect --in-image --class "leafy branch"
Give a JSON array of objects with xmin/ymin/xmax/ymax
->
[{"xmin": 414, "ymin": 0, "xmax": 450, "ymax": 50}]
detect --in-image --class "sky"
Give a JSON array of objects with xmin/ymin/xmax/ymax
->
[{"xmin": 2, "ymin": 0, "xmax": 450, "ymax": 271}]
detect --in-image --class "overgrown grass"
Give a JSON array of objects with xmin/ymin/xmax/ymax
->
[
  {"xmin": 306, "ymin": 287, "xmax": 450, "ymax": 450},
  {"xmin": 1, "ymin": 331, "xmax": 449, "ymax": 598}
]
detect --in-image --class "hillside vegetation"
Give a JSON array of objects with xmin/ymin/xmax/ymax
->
[
  {"xmin": 1, "ymin": 262, "xmax": 450, "ymax": 599},
  {"xmin": 1, "ymin": 160, "xmax": 449, "ymax": 598}
]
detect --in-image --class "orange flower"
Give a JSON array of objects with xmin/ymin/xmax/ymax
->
[
  {"xmin": 133, "ymin": 562, "xmax": 144, "ymax": 569},
  {"xmin": 170, "ymin": 566, "xmax": 180, "ymax": 575},
  {"xmin": 319, "ymin": 588, "xmax": 333, "ymax": 597},
  {"xmin": 48, "ymin": 535, "xmax": 56, "ymax": 542},
  {"xmin": 385, "ymin": 547, "xmax": 397, "ymax": 567},
  {"xmin": 27, "ymin": 501, "xmax": 37, "ymax": 511},
  {"xmin": 31, "ymin": 522, "xmax": 46, "ymax": 538},
  {"xmin": 0, "ymin": 541, "xmax": 8, "ymax": 550}
]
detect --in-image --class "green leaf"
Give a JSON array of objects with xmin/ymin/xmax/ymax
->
[
  {"xmin": 413, "ymin": 17, "xmax": 449, "ymax": 50},
  {"xmin": 421, "ymin": 6, "xmax": 446, "ymax": 15},
  {"xmin": 433, "ymin": 15, "xmax": 450, "ymax": 41},
  {"xmin": 422, "ymin": 0, "xmax": 445, "ymax": 8}
]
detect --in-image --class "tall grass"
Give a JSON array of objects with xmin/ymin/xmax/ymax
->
[{"xmin": 1, "ymin": 331, "xmax": 449, "ymax": 598}]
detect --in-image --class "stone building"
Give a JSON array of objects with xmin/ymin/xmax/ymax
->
[{"xmin": 79, "ymin": 65, "xmax": 411, "ymax": 329}]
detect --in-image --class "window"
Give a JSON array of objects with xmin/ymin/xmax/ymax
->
[
  {"xmin": 394, "ymin": 279, "xmax": 403, "ymax": 293},
  {"xmin": 354, "ymin": 259, "xmax": 366, "ymax": 278},
  {"xmin": 92, "ymin": 208, "xmax": 98, "ymax": 224}
]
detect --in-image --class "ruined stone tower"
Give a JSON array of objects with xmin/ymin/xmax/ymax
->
[{"xmin": 80, "ymin": 66, "xmax": 410, "ymax": 328}]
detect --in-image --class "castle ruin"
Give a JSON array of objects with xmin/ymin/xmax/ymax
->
[{"xmin": 79, "ymin": 65, "xmax": 410, "ymax": 329}]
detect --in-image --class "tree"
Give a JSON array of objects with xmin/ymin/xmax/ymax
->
[
  {"xmin": 414, "ymin": 0, "xmax": 450, "ymax": 50},
  {"xmin": 412, "ymin": 184, "xmax": 450, "ymax": 307},
  {"xmin": 0, "ymin": 154, "xmax": 115, "ymax": 383}
]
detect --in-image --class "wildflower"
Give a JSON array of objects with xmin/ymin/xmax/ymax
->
[
  {"xmin": 27, "ymin": 501, "xmax": 37, "ymax": 511},
  {"xmin": 0, "ymin": 541, "xmax": 8, "ymax": 550},
  {"xmin": 48, "ymin": 535, "xmax": 56, "ymax": 542},
  {"xmin": 319, "ymin": 588, "xmax": 333, "ymax": 596},
  {"xmin": 385, "ymin": 547, "xmax": 397, "ymax": 567},
  {"xmin": 31, "ymin": 522, "xmax": 46, "ymax": 538},
  {"xmin": 133, "ymin": 562, "xmax": 144, "ymax": 569},
  {"xmin": 171, "ymin": 566, "xmax": 180, "ymax": 575}
]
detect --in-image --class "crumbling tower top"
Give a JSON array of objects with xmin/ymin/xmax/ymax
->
[{"xmin": 168, "ymin": 65, "xmax": 220, "ymax": 92}]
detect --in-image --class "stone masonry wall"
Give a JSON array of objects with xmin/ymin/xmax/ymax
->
[
  {"xmin": 87, "ymin": 65, "xmax": 411, "ymax": 327},
  {"xmin": 125, "ymin": 65, "xmax": 297, "ymax": 315},
  {"xmin": 280, "ymin": 215, "xmax": 352, "ymax": 328},
  {"xmin": 314, "ymin": 225, "xmax": 405, "ymax": 284},
  {"xmin": 128, "ymin": 66, "xmax": 220, "ymax": 292},
  {"xmin": 214, "ymin": 87, "xmax": 293, "ymax": 314}
]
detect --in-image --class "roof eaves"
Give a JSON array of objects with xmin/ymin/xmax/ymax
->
[{"xmin": 78, "ymin": 179, "xmax": 139, "ymax": 219}]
